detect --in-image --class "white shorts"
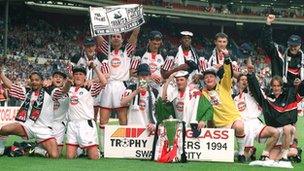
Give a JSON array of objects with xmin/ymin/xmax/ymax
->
[
  {"xmin": 66, "ymin": 119, "xmax": 98, "ymax": 148},
  {"xmin": 243, "ymin": 119, "xmax": 267, "ymax": 147},
  {"xmin": 52, "ymin": 121, "xmax": 66, "ymax": 145},
  {"xmin": 275, "ymin": 126, "xmax": 296, "ymax": 147},
  {"xmin": 19, "ymin": 120, "xmax": 54, "ymax": 143},
  {"xmin": 99, "ymin": 80, "xmax": 126, "ymax": 109}
]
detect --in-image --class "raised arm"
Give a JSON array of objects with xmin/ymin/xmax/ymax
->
[
  {"xmin": 88, "ymin": 61, "xmax": 107, "ymax": 86},
  {"xmin": 0, "ymin": 66, "xmax": 25, "ymax": 100},
  {"xmin": 128, "ymin": 27, "xmax": 140, "ymax": 45},
  {"xmin": 161, "ymin": 74, "xmax": 176, "ymax": 101},
  {"xmin": 0, "ymin": 66, "xmax": 13, "ymax": 90},
  {"xmin": 96, "ymin": 35, "xmax": 109, "ymax": 55},
  {"xmin": 261, "ymin": 15, "xmax": 279, "ymax": 58},
  {"xmin": 246, "ymin": 64, "xmax": 267, "ymax": 107},
  {"xmin": 52, "ymin": 77, "xmax": 73, "ymax": 101},
  {"xmin": 221, "ymin": 50, "xmax": 233, "ymax": 91}
]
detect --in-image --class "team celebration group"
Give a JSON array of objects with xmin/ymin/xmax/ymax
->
[{"xmin": 0, "ymin": 14, "xmax": 303, "ymax": 163}]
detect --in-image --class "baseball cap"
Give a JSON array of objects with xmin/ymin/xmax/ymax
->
[
  {"xmin": 136, "ymin": 63, "xmax": 151, "ymax": 76},
  {"xmin": 72, "ymin": 67, "xmax": 86, "ymax": 75},
  {"xmin": 203, "ymin": 68, "xmax": 217, "ymax": 78},
  {"xmin": 287, "ymin": 34, "xmax": 301, "ymax": 46},
  {"xmin": 83, "ymin": 37, "xmax": 96, "ymax": 46},
  {"xmin": 180, "ymin": 31, "xmax": 193, "ymax": 37},
  {"xmin": 149, "ymin": 31, "xmax": 163, "ymax": 40},
  {"xmin": 52, "ymin": 70, "xmax": 67, "ymax": 79},
  {"xmin": 174, "ymin": 71, "xmax": 189, "ymax": 78}
]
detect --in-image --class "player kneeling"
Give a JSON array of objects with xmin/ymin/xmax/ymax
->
[
  {"xmin": 54, "ymin": 62, "xmax": 107, "ymax": 160},
  {"xmin": 234, "ymin": 74, "xmax": 279, "ymax": 161}
]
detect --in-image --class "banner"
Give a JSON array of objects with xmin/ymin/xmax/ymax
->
[
  {"xmin": 104, "ymin": 125, "xmax": 234, "ymax": 162},
  {"xmin": 90, "ymin": 4, "xmax": 145, "ymax": 36},
  {"xmin": 0, "ymin": 107, "xmax": 19, "ymax": 125}
]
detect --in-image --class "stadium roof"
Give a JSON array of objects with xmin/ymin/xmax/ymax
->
[
  {"xmin": 2, "ymin": 0, "xmax": 304, "ymax": 8},
  {"xmin": 195, "ymin": 0, "xmax": 304, "ymax": 6}
]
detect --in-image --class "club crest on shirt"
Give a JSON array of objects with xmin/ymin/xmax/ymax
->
[
  {"xmin": 70, "ymin": 95, "xmax": 79, "ymax": 105},
  {"xmin": 149, "ymin": 63, "xmax": 157, "ymax": 73},
  {"xmin": 237, "ymin": 101, "xmax": 246, "ymax": 112},
  {"xmin": 111, "ymin": 57, "xmax": 121, "ymax": 68}
]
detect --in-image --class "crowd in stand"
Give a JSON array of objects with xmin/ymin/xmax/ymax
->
[
  {"xmin": 121, "ymin": 0, "xmax": 304, "ymax": 18},
  {"xmin": 0, "ymin": 7, "xmax": 280, "ymax": 107}
]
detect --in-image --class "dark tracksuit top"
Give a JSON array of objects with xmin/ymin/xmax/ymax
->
[
  {"xmin": 261, "ymin": 24, "xmax": 302, "ymax": 85},
  {"xmin": 247, "ymin": 73, "xmax": 304, "ymax": 128}
]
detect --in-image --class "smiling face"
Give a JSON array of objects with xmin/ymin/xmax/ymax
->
[
  {"xmin": 84, "ymin": 45, "xmax": 96, "ymax": 59},
  {"xmin": 289, "ymin": 45, "xmax": 301, "ymax": 55},
  {"xmin": 238, "ymin": 75, "xmax": 248, "ymax": 91},
  {"xmin": 111, "ymin": 34, "xmax": 123, "ymax": 48},
  {"xmin": 203, "ymin": 74, "xmax": 217, "ymax": 90},
  {"xmin": 29, "ymin": 74, "xmax": 43, "ymax": 90},
  {"xmin": 214, "ymin": 37, "xmax": 228, "ymax": 51},
  {"xmin": 52, "ymin": 74, "xmax": 65, "ymax": 87},
  {"xmin": 181, "ymin": 36, "xmax": 192, "ymax": 48},
  {"xmin": 149, "ymin": 38, "xmax": 162, "ymax": 51},
  {"xmin": 271, "ymin": 79, "xmax": 282, "ymax": 97},
  {"xmin": 73, "ymin": 72, "xmax": 86, "ymax": 87},
  {"xmin": 175, "ymin": 76, "xmax": 188, "ymax": 91}
]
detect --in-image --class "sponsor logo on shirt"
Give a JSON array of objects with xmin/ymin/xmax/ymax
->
[
  {"xmin": 111, "ymin": 57, "xmax": 121, "ymax": 68},
  {"xmin": 54, "ymin": 101, "xmax": 60, "ymax": 110},
  {"xmin": 70, "ymin": 96, "xmax": 79, "ymax": 105},
  {"xmin": 237, "ymin": 101, "xmax": 246, "ymax": 112},
  {"xmin": 149, "ymin": 63, "xmax": 157, "ymax": 73},
  {"xmin": 176, "ymin": 101, "xmax": 184, "ymax": 112}
]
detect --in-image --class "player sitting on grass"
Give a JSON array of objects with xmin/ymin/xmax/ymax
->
[{"xmin": 0, "ymin": 67, "xmax": 59, "ymax": 158}]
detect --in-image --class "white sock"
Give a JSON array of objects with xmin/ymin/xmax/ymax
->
[
  {"xmin": 262, "ymin": 150, "xmax": 269, "ymax": 156},
  {"xmin": 99, "ymin": 125, "xmax": 105, "ymax": 153},
  {"xmin": 0, "ymin": 139, "xmax": 5, "ymax": 155},
  {"xmin": 76, "ymin": 147, "xmax": 85, "ymax": 157},
  {"xmin": 34, "ymin": 146, "xmax": 47, "ymax": 157},
  {"xmin": 281, "ymin": 149, "xmax": 289, "ymax": 159},
  {"xmin": 236, "ymin": 135, "xmax": 245, "ymax": 155}
]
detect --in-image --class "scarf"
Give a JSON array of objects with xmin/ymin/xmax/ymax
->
[
  {"xmin": 132, "ymin": 85, "xmax": 156, "ymax": 124},
  {"xmin": 208, "ymin": 48, "xmax": 225, "ymax": 67},
  {"xmin": 175, "ymin": 45, "xmax": 198, "ymax": 66},
  {"xmin": 15, "ymin": 88, "xmax": 45, "ymax": 122}
]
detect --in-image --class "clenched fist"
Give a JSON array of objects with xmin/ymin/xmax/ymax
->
[{"xmin": 266, "ymin": 14, "xmax": 275, "ymax": 25}]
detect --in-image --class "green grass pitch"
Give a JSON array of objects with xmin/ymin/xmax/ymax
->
[{"xmin": 0, "ymin": 117, "xmax": 304, "ymax": 171}]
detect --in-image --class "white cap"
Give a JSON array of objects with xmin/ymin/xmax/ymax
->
[
  {"xmin": 180, "ymin": 31, "xmax": 193, "ymax": 37},
  {"xmin": 174, "ymin": 71, "xmax": 189, "ymax": 78}
]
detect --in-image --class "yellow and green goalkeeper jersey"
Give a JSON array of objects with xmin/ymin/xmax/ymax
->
[{"xmin": 202, "ymin": 59, "xmax": 241, "ymax": 127}]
